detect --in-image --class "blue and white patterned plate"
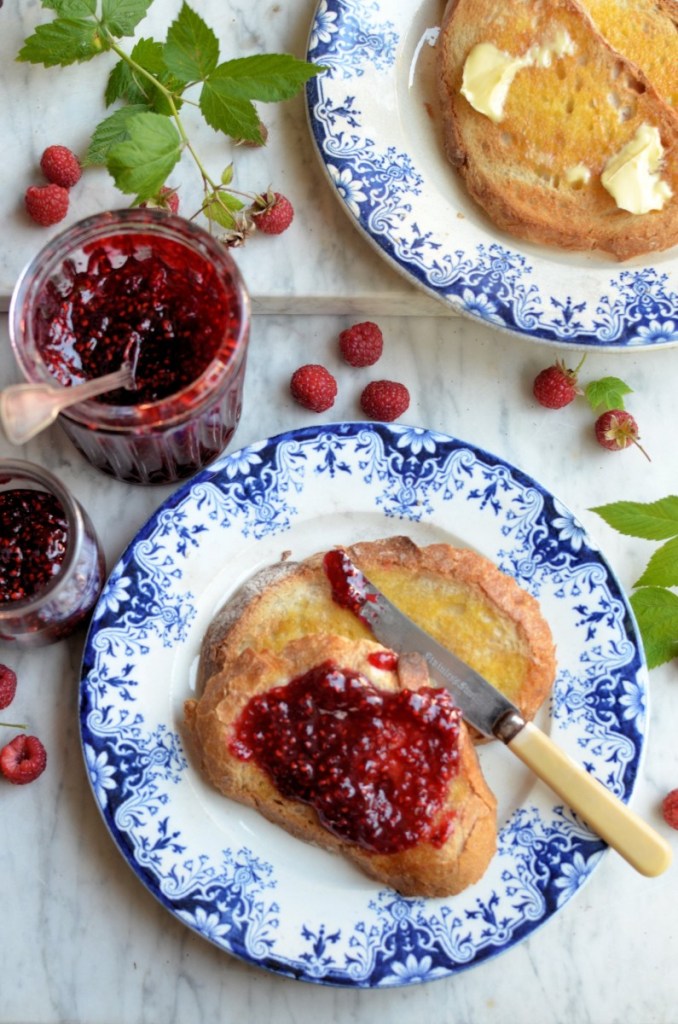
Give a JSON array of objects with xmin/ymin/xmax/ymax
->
[
  {"xmin": 80, "ymin": 422, "xmax": 647, "ymax": 986},
  {"xmin": 305, "ymin": 0, "xmax": 678, "ymax": 349}
]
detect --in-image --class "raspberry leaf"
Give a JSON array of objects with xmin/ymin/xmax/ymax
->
[
  {"xmin": 584, "ymin": 376, "xmax": 633, "ymax": 412},
  {"xmin": 590, "ymin": 497, "xmax": 678, "ymax": 540},
  {"xmin": 101, "ymin": 0, "xmax": 153, "ymax": 37},
  {"xmin": 163, "ymin": 2, "xmax": 220, "ymax": 82},
  {"xmin": 629, "ymin": 588, "xmax": 678, "ymax": 669},
  {"xmin": 203, "ymin": 190, "xmax": 245, "ymax": 229},
  {"xmin": 199, "ymin": 80, "xmax": 263, "ymax": 143},
  {"xmin": 84, "ymin": 104, "xmax": 148, "ymax": 165},
  {"xmin": 107, "ymin": 111, "xmax": 182, "ymax": 199},
  {"xmin": 634, "ymin": 537, "xmax": 678, "ymax": 588},
  {"xmin": 208, "ymin": 54, "xmax": 328, "ymax": 101},
  {"xmin": 43, "ymin": 0, "xmax": 96, "ymax": 15},
  {"xmin": 17, "ymin": 17, "xmax": 105, "ymax": 66}
]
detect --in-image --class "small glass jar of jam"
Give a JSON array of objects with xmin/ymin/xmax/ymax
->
[
  {"xmin": 0, "ymin": 460, "xmax": 105, "ymax": 647},
  {"xmin": 9, "ymin": 210, "xmax": 250, "ymax": 484}
]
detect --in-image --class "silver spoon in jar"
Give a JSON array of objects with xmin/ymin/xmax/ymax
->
[{"xmin": 0, "ymin": 340, "xmax": 140, "ymax": 446}]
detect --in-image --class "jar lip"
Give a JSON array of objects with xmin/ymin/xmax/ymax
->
[
  {"xmin": 9, "ymin": 209, "xmax": 251, "ymax": 430},
  {"xmin": 0, "ymin": 459, "xmax": 85, "ymax": 616}
]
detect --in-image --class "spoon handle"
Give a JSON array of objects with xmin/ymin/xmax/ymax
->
[{"xmin": 0, "ymin": 366, "xmax": 133, "ymax": 446}]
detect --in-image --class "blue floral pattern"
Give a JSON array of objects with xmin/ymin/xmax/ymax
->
[
  {"xmin": 80, "ymin": 423, "xmax": 646, "ymax": 986},
  {"xmin": 306, "ymin": 0, "xmax": 678, "ymax": 348}
]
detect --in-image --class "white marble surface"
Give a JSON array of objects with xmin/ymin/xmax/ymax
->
[
  {"xmin": 1, "ymin": 305, "xmax": 678, "ymax": 1024},
  {"xmin": 0, "ymin": 0, "xmax": 441, "ymax": 315}
]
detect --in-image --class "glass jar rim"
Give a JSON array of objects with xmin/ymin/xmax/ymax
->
[
  {"xmin": 0, "ymin": 459, "xmax": 86, "ymax": 618},
  {"xmin": 8, "ymin": 209, "xmax": 251, "ymax": 431}
]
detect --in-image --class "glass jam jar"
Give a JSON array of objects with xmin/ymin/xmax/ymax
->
[
  {"xmin": 0, "ymin": 460, "xmax": 105, "ymax": 647},
  {"xmin": 9, "ymin": 210, "xmax": 250, "ymax": 484}
]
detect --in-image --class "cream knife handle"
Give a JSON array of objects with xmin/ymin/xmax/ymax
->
[{"xmin": 507, "ymin": 721, "xmax": 672, "ymax": 877}]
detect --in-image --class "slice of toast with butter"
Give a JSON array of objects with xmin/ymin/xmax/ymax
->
[
  {"xmin": 196, "ymin": 536, "xmax": 557, "ymax": 734},
  {"xmin": 436, "ymin": 0, "xmax": 678, "ymax": 259}
]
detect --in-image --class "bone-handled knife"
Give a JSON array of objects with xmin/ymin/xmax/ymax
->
[{"xmin": 328, "ymin": 552, "xmax": 672, "ymax": 877}]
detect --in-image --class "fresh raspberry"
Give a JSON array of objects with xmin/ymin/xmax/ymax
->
[
  {"xmin": 39, "ymin": 145, "xmax": 82, "ymax": 188},
  {"xmin": 253, "ymin": 192, "xmax": 294, "ymax": 235},
  {"xmin": 594, "ymin": 409, "xmax": 650, "ymax": 459},
  {"xmin": 140, "ymin": 185, "xmax": 180, "ymax": 214},
  {"xmin": 290, "ymin": 364, "xmax": 337, "ymax": 412},
  {"xmin": 533, "ymin": 360, "xmax": 581, "ymax": 409},
  {"xmin": 339, "ymin": 322, "xmax": 384, "ymax": 367},
  {"xmin": 0, "ymin": 734, "xmax": 47, "ymax": 785},
  {"xmin": 25, "ymin": 183, "xmax": 69, "ymax": 226},
  {"xmin": 662, "ymin": 789, "xmax": 678, "ymax": 830},
  {"xmin": 0, "ymin": 665, "xmax": 17, "ymax": 710},
  {"xmin": 360, "ymin": 380, "xmax": 410, "ymax": 422}
]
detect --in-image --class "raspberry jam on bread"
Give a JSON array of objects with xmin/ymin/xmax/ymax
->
[{"xmin": 230, "ymin": 659, "xmax": 462, "ymax": 854}]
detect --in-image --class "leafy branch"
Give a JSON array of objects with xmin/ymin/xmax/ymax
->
[
  {"xmin": 590, "ymin": 497, "xmax": 678, "ymax": 668},
  {"xmin": 18, "ymin": 0, "xmax": 325, "ymax": 239}
]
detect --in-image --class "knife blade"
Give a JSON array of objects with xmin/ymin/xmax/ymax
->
[{"xmin": 326, "ymin": 551, "xmax": 672, "ymax": 878}]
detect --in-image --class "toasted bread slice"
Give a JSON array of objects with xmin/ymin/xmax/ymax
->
[
  {"xmin": 436, "ymin": 0, "xmax": 678, "ymax": 259},
  {"xmin": 185, "ymin": 633, "xmax": 497, "ymax": 897},
  {"xmin": 197, "ymin": 536, "xmax": 557, "ymax": 731},
  {"xmin": 579, "ymin": 0, "xmax": 678, "ymax": 108}
]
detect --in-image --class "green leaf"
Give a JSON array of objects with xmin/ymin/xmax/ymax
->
[
  {"xmin": 107, "ymin": 112, "xmax": 182, "ymax": 199},
  {"xmin": 220, "ymin": 163, "xmax": 234, "ymax": 185},
  {"xmin": 635, "ymin": 536, "xmax": 678, "ymax": 588},
  {"xmin": 208, "ymin": 53, "xmax": 324, "ymax": 102},
  {"xmin": 43, "ymin": 0, "xmax": 97, "ymax": 16},
  {"xmin": 590, "ymin": 497, "xmax": 678, "ymax": 540},
  {"xmin": 584, "ymin": 376, "xmax": 633, "ymax": 412},
  {"xmin": 630, "ymin": 587, "xmax": 678, "ymax": 668},
  {"xmin": 105, "ymin": 39, "xmax": 183, "ymax": 114},
  {"xmin": 101, "ymin": 0, "xmax": 153, "ymax": 37},
  {"xmin": 203, "ymin": 189, "xmax": 245, "ymax": 229},
  {"xmin": 163, "ymin": 2, "xmax": 219, "ymax": 82},
  {"xmin": 17, "ymin": 18, "xmax": 105, "ymax": 66},
  {"xmin": 199, "ymin": 79, "xmax": 262, "ymax": 142},
  {"xmin": 84, "ymin": 104, "xmax": 148, "ymax": 165}
]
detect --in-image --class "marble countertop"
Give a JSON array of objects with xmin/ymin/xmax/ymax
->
[{"xmin": 2, "ymin": 2, "xmax": 678, "ymax": 1022}]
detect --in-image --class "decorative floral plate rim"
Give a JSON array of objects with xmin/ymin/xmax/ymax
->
[
  {"xmin": 79, "ymin": 421, "xmax": 647, "ymax": 987},
  {"xmin": 305, "ymin": 0, "xmax": 678, "ymax": 350}
]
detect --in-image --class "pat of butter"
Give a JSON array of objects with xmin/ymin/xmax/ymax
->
[
  {"xmin": 564, "ymin": 164, "xmax": 591, "ymax": 186},
  {"xmin": 601, "ymin": 124, "xmax": 673, "ymax": 214},
  {"xmin": 527, "ymin": 28, "xmax": 576, "ymax": 67},
  {"xmin": 460, "ymin": 43, "xmax": 526, "ymax": 123},
  {"xmin": 461, "ymin": 32, "xmax": 576, "ymax": 123}
]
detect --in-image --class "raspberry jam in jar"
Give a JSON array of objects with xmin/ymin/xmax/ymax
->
[
  {"xmin": 0, "ymin": 461, "xmax": 105, "ymax": 647},
  {"xmin": 230, "ymin": 660, "xmax": 462, "ymax": 853},
  {"xmin": 9, "ymin": 210, "xmax": 250, "ymax": 484}
]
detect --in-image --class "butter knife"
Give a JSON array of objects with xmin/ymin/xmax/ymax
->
[{"xmin": 327, "ymin": 551, "xmax": 672, "ymax": 878}]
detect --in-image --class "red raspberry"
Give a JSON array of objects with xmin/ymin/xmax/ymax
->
[
  {"xmin": 533, "ymin": 360, "xmax": 581, "ymax": 409},
  {"xmin": 290, "ymin": 364, "xmax": 337, "ymax": 412},
  {"xmin": 39, "ymin": 145, "xmax": 82, "ymax": 188},
  {"xmin": 662, "ymin": 789, "xmax": 678, "ymax": 829},
  {"xmin": 339, "ymin": 322, "xmax": 384, "ymax": 367},
  {"xmin": 25, "ymin": 183, "xmax": 69, "ymax": 226},
  {"xmin": 594, "ymin": 409, "xmax": 650, "ymax": 459},
  {"xmin": 0, "ymin": 734, "xmax": 47, "ymax": 785},
  {"xmin": 360, "ymin": 380, "xmax": 410, "ymax": 422},
  {"xmin": 0, "ymin": 665, "xmax": 17, "ymax": 710},
  {"xmin": 140, "ymin": 185, "xmax": 180, "ymax": 214},
  {"xmin": 253, "ymin": 192, "xmax": 294, "ymax": 235}
]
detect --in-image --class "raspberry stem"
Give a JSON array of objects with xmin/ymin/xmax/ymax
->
[{"xmin": 0, "ymin": 722, "xmax": 28, "ymax": 730}]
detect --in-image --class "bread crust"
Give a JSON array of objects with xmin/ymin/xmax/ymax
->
[
  {"xmin": 436, "ymin": 0, "xmax": 678, "ymax": 259},
  {"xmin": 198, "ymin": 535, "xmax": 557, "ymax": 732},
  {"xmin": 185, "ymin": 633, "xmax": 497, "ymax": 897}
]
